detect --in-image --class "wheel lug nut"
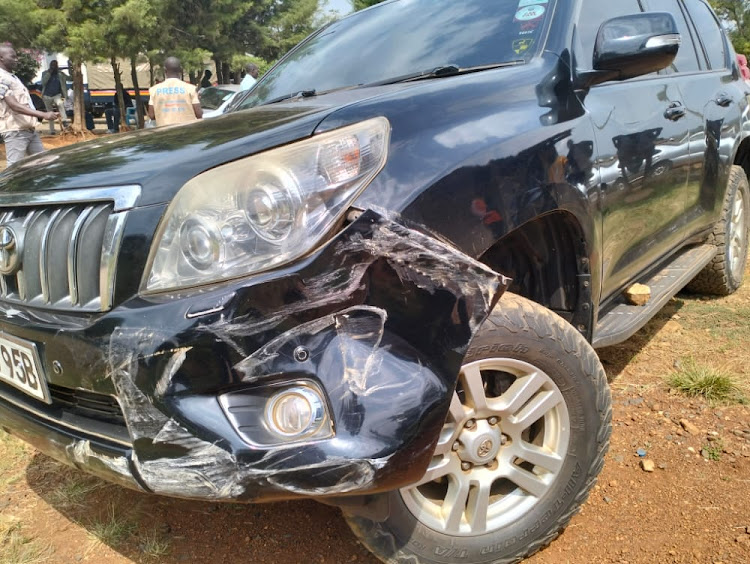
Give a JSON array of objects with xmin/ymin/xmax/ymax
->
[
  {"xmin": 486, "ymin": 460, "xmax": 498, "ymax": 471},
  {"xmin": 488, "ymin": 416, "xmax": 499, "ymax": 425},
  {"xmin": 500, "ymin": 435, "xmax": 508, "ymax": 445},
  {"xmin": 452, "ymin": 441, "xmax": 460, "ymax": 451},
  {"xmin": 465, "ymin": 419, "xmax": 476, "ymax": 429},
  {"xmin": 461, "ymin": 462, "xmax": 472, "ymax": 471}
]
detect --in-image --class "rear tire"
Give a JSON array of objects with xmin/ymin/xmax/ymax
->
[
  {"xmin": 345, "ymin": 293, "xmax": 611, "ymax": 564},
  {"xmin": 686, "ymin": 165, "xmax": 749, "ymax": 295}
]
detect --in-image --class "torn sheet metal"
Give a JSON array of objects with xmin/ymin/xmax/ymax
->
[{"xmin": 37, "ymin": 210, "xmax": 508, "ymax": 501}]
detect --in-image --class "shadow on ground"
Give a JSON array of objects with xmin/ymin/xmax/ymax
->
[{"xmin": 25, "ymin": 453, "xmax": 378, "ymax": 563}]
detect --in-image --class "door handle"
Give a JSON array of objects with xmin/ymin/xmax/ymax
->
[
  {"xmin": 664, "ymin": 102, "xmax": 686, "ymax": 121},
  {"xmin": 715, "ymin": 93, "xmax": 733, "ymax": 107}
]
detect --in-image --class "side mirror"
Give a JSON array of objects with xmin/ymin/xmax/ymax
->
[{"xmin": 580, "ymin": 12, "xmax": 680, "ymax": 88}]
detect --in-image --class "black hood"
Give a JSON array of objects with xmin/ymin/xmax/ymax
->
[
  {"xmin": 0, "ymin": 84, "xmax": 415, "ymax": 208},
  {"xmin": 0, "ymin": 105, "xmax": 328, "ymax": 207}
]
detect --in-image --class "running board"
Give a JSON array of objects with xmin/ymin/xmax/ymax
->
[{"xmin": 592, "ymin": 245, "xmax": 716, "ymax": 348}]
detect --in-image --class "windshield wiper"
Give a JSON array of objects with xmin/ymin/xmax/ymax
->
[
  {"xmin": 367, "ymin": 61, "xmax": 526, "ymax": 86},
  {"xmin": 264, "ymin": 83, "xmax": 366, "ymax": 106},
  {"xmin": 264, "ymin": 89, "xmax": 318, "ymax": 105}
]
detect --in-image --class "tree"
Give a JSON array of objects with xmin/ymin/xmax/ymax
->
[
  {"xmin": 0, "ymin": 0, "xmax": 41, "ymax": 47},
  {"xmin": 710, "ymin": 0, "xmax": 750, "ymax": 54},
  {"xmin": 353, "ymin": 0, "xmax": 384, "ymax": 10},
  {"xmin": 14, "ymin": 51, "xmax": 42, "ymax": 85}
]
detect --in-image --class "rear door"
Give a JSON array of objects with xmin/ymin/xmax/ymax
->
[
  {"xmin": 577, "ymin": 0, "xmax": 692, "ymax": 300},
  {"xmin": 678, "ymin": 0, "xmax": 743, "ymax": 236}
]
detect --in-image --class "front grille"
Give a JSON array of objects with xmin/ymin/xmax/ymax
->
[
  {"xmin": 0, "ymin": 186, "xmax": 139, "ymax": 312},
  {"xmin": 48, "ymin": 383, "xmax": 126, "ymax": 427}
]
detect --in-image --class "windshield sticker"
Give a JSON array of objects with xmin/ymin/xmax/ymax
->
[
  {"xmin": 518, "ymin": 0, "xmax": 548, "ymax": 7},
  {"xmin": 515, "ymin": 5, "xmax": 546, "ymax": 21},
  {"xmin": 513, "ymin": 39, "xmax": 535, "ymax": 55}
]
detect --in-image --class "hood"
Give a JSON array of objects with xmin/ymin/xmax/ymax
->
[
  {"xmin": 0, "ymin": 84, "xmax": 414, "ymax": 208},
  {"xmin": 0, "ymin": 105, "xmax": 328, "ymax": 208}
]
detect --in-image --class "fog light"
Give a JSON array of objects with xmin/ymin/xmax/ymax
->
[{"xmin": 265, "ymin": 386, "xmax": 326, "ymax": 438}]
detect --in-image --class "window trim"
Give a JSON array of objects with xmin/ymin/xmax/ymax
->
[
  {"xmin": 646, "ymin": 0, "xmax": 704, "ymax": 73},
  {"xmin": 684, "ymin": 0, "xmax": 729, "ymax": 71}
]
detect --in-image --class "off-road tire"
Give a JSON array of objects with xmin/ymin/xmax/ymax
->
[
  {"xmin": 686, "ymin": 165, "xmax": 749, "ymax": 295},
  {"xmin": 344, "ymin": 293, "xmax": 612, "ymax": 564}
]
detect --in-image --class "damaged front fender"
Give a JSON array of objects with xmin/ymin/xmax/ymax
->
[{"xmin": 0, "ymin": 211, "xmax": 508, "ymax": 502}]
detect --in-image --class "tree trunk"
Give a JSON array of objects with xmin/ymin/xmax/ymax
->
[
  {"xmin": 111, "ymin": 57, "xmax": 126, "ymax": 130},
  {"xmin": 213, "ymin": 57, "xmax": 223, "ymax": 84},
  {"xmin": 221, "ymin": 61, "xmax": 231, "ymax": 85},
  {"xmin": 71, "ymin": 60, "xmax": 85, "ymax": 133},
  {"xmin": 189, "ymin": 70, "xmax": 197, "ymax": 85},
  {"xmin": 130, "ymin": 55, "xmax": 145, "ymax": 129},
  {"xmin": 148, "ymin": 56, "xmax": 156, "ymax": 86}
]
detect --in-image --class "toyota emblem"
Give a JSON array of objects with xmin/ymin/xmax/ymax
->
[{"xmin": 0, "ymin": 225, "xmax": 20, "ymax": 276}]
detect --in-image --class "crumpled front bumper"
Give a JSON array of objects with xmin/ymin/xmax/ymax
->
[{"xmin": 0, "ymin": 210, "xmax": 508, "ymax": 502}]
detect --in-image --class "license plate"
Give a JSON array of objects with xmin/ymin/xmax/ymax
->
[{"xmin": 0, "ymin": 333, "xmax": 50, "ymax": 404}]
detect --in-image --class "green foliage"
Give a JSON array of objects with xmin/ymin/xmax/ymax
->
[
  {"xmin": 14, "ymin": 51, "xmax": 41, "ymax": 85},
  {"xmin": 353, "ymin": 0, "xmax": 385, "ymax": 10},
  {"xmin": 709, "ymin": 1, "xmax": 750, "ymax": 54},
  {"xmin": 701, "ymin": 441, "xmax": 723, "ymax": 462},
  {"xmin": 0, "ymin": 0, "xmax": 42, "ymax": 47},
  {"xmin": 667, "ymin": 357, "xmax": 746, "ymax": 404}
]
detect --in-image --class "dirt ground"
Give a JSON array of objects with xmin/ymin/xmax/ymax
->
[{"xmin": 0, "ymin": 135, "xmax": 749, "ymax": 564}]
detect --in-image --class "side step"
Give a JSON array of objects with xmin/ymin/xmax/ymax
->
[{"xmin": 592, "ymin": 244, "xmax": 717, "ymax": 348}]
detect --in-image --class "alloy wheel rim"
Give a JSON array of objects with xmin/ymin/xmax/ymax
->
[
  {"xmin": 401, "ymin": 358, "xmax": 570, "ymax": 537},
  {"xmin": 728, "ymin": 194, "xmax": 747, "ymax": 281}
]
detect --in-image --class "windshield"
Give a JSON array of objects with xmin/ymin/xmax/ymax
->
[
  {"xmin": 235, "ymin": 0, "xmax": 554, "ymax": 110},
  {"xmin": 201, "ymin": 87, "xmax": 236, "ymax": 110}
]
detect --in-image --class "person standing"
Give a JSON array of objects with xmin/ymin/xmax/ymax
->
[
  {"xmin": 40, "ymin": 60, "xmax": 70, "ymax": 134},
  {"xmin": 200, "ymin": 69, "xmax": 213, "ymax": 90},
  {"xmin": 0, "ymin": 46, "xmax": 58, "ymax": 167},
  {"xmin": 147, "ymin": 57, "xmax": 202, "ymax": 126},
  {"xmin": 240, "ymin": 63, "xmax": 259, "ymax": 91},
  {"xmin": 105, "ymin": 87, "xmax": 132, "ymax": 133}
]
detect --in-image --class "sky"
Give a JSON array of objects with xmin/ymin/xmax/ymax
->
[{"xmin": 322, "ymin": 0, "xmax": 353, "ymax": 16}]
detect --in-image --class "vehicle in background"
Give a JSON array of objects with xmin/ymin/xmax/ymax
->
[{"xmin": 200, "ymin": 84, "xmax": 241, "ymax": 118}]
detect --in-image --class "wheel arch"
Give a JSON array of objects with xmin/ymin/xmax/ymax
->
[
  {"xmin": 479, "ymin": 210, "xmax": 595, "ymax": 341},
  {"xmin": 733, "ymin": 134, "xmax": 750, "ymax": 180}
]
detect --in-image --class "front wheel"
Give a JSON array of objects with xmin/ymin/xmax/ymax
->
[{"xmin": 345, "ymin": 293, "xmax": 612, "ymax": 564}]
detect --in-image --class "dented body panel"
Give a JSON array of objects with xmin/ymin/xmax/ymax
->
[{"xmin": 0, "ymin": 212, "xmax": 507, "ymax": 501}]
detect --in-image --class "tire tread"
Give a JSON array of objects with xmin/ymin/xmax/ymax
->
[{"xmin": 346, "ymin": 294, "xmax": 612, "ymax": 564}]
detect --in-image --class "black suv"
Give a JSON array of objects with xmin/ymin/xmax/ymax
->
[{"xmin": 0, "ymin": 1, "xmax": 748, "ymax": 563}]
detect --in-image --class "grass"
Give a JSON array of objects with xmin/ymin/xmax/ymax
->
[
  {"xmin": 0, "ymin": 516, "xmax": 52, "ymax": 564},
  {"xmin": 678, "ymin": 300, "xmax": 750, "ymax": 342},
  {"xmin": 50, "ymin": 473, "xmax": 105, "ymax": 507},
  {"xmin": 86, "ymin": 503, "xmax": 137, "ymax": 548},
  {"xmin": 702, "ymin": 441, "xmax": 723, "ymax": 462},
  {"xmin": 667, "ymin": 357, "xmax": 747, "ymax": 403},
  {"xmin": 138, "ymin": 530, "xmax": 171, "ymax": 559},
  {"xmin": 0, "ymin": 431, "xmax": 28, "ymax": 490}
]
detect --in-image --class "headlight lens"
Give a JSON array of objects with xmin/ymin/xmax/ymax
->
[{"xmin": 144, "ymin": 117, "xmax": 390, "ymax": 292}]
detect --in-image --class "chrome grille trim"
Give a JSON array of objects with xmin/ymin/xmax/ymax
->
[
  {"xmin": 39, "ymin": 208, "xmax": 62, "ymax": 303},
  {"xmin": 0, "ymin": 185, "xmax": 141, "ymax": 212},
  {"xmin": 100, "ymin": 212, "xmax": 129, "ymax": 312},
  {"xmin": 0, "ymin": 186, "xmax": 141, "ymax": 312},
  {"xmin": 67, "ymin": 206, "xmax": 95, "ymax": 306}
]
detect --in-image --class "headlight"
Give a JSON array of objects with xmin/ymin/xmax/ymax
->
[{"xmin": 144, "ymin": 117, "xmax": 390, "ymax": 292}]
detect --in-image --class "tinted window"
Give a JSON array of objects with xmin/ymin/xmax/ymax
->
[
  {"xmin": 200, "ymin": 87, "xmax": 236, "ymax": 110},
  {"xmin": 645, "ymin": 0, "xmax": 700, "ymax": 72},
  {"xmin": 577, "ymin": 0, "xmax": 642, "ymax": 66},
  {"xmin": 236, "ymin": 0, "xmax": 555, "ymax": 110},
  {"xmin": 685, "ymin": 0, "xmax": 726, "ymax": 69}
]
